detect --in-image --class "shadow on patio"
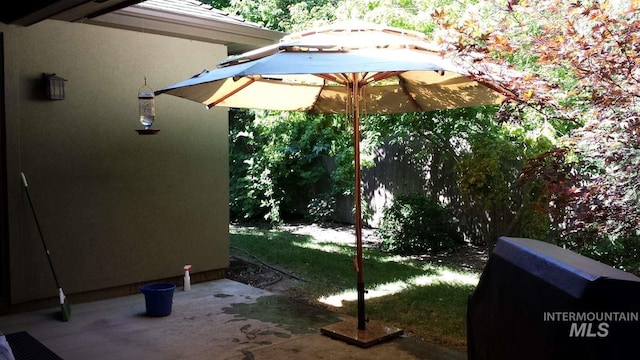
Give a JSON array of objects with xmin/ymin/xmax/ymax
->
[{"xmin": 0, "ymin": 279, "xmax": 467, "ymax": 359}]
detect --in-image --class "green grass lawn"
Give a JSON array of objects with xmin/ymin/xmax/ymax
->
[{"xmin": 230, "ymin": 225, "xmax": 480, "ymax": 351}]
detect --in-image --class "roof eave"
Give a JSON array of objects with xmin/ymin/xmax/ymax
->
[{"xmin": 85, "ymin": 5, "xmax": 285, "ymax": 55}]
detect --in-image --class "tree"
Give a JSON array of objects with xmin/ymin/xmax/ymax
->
[
  {"xmin": 229, "ymin": 109, "xmax": 356, "ymax": 223},
  {"xmin": 432, "ymin": 1, "xmax": 640, "ymax": 243}
]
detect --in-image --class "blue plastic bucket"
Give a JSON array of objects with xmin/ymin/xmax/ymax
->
[{"xmin": 139, "ymin": 282, "xmax": 176, "ymax": 317}]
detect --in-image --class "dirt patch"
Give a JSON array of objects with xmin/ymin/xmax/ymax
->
[
  {"xmin": 226, "ymin": 256, "xmax": 282, "ymax": 289},
  {"xmin": 226, "ymin": 255, "xmax": 303, "ymax": 294}
]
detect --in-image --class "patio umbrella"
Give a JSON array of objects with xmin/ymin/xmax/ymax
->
[{"xmin": 155, "ymin": 20, "xmax": 517, "ymax": 346}]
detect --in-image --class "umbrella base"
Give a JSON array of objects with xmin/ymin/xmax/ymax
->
[{"xmin": 320, "ymin": 318, "xmax": 403, "ymax": 348}]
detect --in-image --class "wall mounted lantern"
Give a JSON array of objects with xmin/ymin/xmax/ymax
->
[
  {"xmin": 135, "ymin": 77, "xmax": 160, "ymax": 135},
  {"xmin": 42, "ymin": 73, "xmax": 66, "ymax": 100}
]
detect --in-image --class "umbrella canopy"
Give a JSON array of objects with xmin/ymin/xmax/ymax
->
[
  {"xmin": 157, "ymin": 21, "xmax": 512, "ymax": 113},
  {"xmin": 155, "ymin": 20, "xmax": 517, "ymax": 338}
]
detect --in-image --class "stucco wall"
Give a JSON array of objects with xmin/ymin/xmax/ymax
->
[{"xmin": 2, "ymin": 20, "xmax": 230, "ymax": 304}]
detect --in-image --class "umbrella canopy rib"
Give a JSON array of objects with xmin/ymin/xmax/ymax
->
[
  {"xmin": 398, "ymin": 76, "xmax": 426, "ymax": 112},
  {"xmin": 316, "ymin": 73, "xmax": 345, "ymax": 84},
  {"xmin": 208, "ymin": 77, "xmax": 256, "ymax": 108},
  {"xmin": 365, "ymin": 71, "xmax": 403, "ymax": 84}
]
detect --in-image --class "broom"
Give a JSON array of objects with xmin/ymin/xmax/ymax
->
[{"xmin": 21, "ymin": 172, "xmax": 71, "ymax": 322}]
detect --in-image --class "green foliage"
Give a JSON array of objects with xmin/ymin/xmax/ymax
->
[
  {"xmin": 557, "ymin": 235, "xmax": 640, "ymax": 274},
  {"xmin": 370, "ymin": 105, "xmax": 556, "ymax": 245},
  {"xmin": 229, "ymin": 109, "xmax": 356, "ymax": 223},
  {"xmin": 328, "ymin": 142, "xmax": 355, "ymax": 196},
  {"xmin": 377, "ymin": 193, "xmax": 464, "ymax": 254},
  {"xmin": 202, "ymin": 0, "xmax": 231, "ymax": 9},
  {"xmin": 218, "ymin": 0, "xmax": 473, "ymax": 36},
  {"xmin": 438, "ymin": 0, "xmax": 640, "ymax": 245},
  {"xmin": 305, "ymin": 194, "xmax": 336, "ymax": 222},
  {"xmin": 456, "ymin": 113, "xmax": 549, "ymax": 209},
  {"xmin": 221, "ymin": 0, "xmax": 341, "ymax": 32}
]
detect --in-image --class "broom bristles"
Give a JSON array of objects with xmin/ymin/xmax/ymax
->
[{"xmin": 59, "ymin": 288, "xmax": 71, "ymax": 322}]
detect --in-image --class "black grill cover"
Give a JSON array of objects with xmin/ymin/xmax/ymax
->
[{"xmin": 467, "ymin": 237, "xmax": 640, "ymax": 360}]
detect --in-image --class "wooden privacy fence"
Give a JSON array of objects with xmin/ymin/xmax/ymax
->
[{"xmin": 328, "ymin": 141, "xmax": 523, "ymax": 247}]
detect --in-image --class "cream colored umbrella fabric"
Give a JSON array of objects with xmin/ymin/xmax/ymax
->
[{"xmin": 157, "ymin": 21, "xmax": 513, "ymax": 113}]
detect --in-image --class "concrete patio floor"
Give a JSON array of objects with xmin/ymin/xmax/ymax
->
[{"xmin": 0, "ymin": 279, "xmax": 467, "ymax": 359}]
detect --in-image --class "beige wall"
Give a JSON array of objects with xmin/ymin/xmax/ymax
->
[{"xmin": 2, "ymin": 19, "xmax": 230, "ymax": 304}]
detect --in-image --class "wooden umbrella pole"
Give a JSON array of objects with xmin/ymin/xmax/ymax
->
[{"xmin": 352, "ymin": 74, "xmax": 366, "ymax": 330}]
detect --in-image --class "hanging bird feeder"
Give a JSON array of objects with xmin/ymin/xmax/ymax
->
[{"xmin": 135, "ymin": 78, "xmax": 159, "ymax": 135}]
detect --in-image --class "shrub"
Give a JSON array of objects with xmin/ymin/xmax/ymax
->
[
  {"xmin": 558, "ymin": 235, "xmax": 640, "ymax": 275},
  {"xmin": 305, "ymin": 194, "xmax": 336, "ymax": 222},
  {"xmin": 377, "ymin": 193, "xmax": 464, "ymax": 255}
]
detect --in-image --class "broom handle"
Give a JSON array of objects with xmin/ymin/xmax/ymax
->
[{"xmin": 21, "ymin": 172, "xmax": 63, "ymax": 290}]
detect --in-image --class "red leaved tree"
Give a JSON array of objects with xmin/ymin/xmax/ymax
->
[{"xmin": 435, "ymin": 0, "xmax": 640, "ymax": 242}]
